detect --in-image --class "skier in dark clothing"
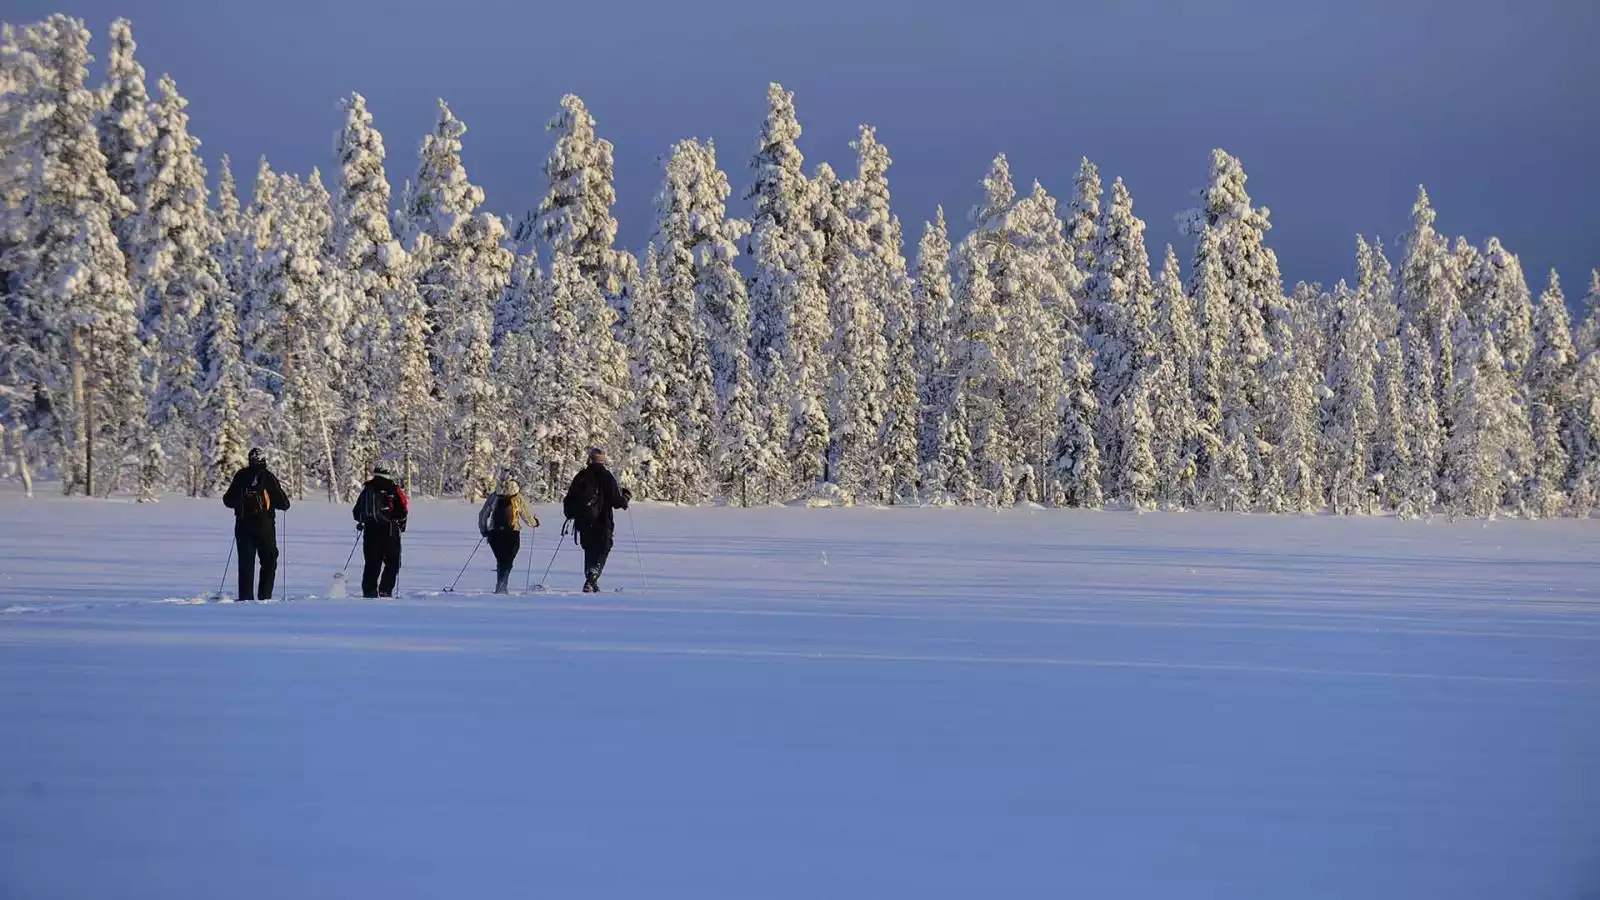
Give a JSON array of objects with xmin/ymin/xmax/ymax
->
[
  {"xmin": 352, "ymin": 462, "xmax": 409, "ymax": 598},
  {"xmin": 562, "ymin": 447, "xmax": 631, "ymax": 592},
  {"xmin": 221, "ymin": 447, "xmax": 291, "ymax": 602}
]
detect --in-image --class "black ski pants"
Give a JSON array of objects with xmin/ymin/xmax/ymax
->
[
  {"xmin": 235, "ymin": 518, "xmax": 278, "ymax": 601},
  {"xmin": 577, "ymin": 526, "xmax": 613, "ymax": 584},
  {"xmin": 487, "ymin": 530, "xmax": 521, "ymax": 584},
  {"xmin": 362, "ymin": 529, "xmax": 402, "ymax": 598}
]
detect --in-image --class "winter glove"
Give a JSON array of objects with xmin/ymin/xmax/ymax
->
[
  {"xmin": 621, "ymin": 488, "xmax": 633, "ymax": 502},
  {"xmin": 531, "ymin": 516, "xmax": 541, "ymax": 529},
  {"xmin": 356, "ymin": 522, "xmax": 364, "ymax": 532}
]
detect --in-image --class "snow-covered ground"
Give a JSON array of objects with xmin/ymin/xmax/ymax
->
[{"xmin": 1, "ymin": 486, "xmax": 1597, "ymax": 899}]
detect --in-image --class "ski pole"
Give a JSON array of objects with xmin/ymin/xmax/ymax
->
[
  {"xmin": 217, "ymin": 538, "xmax": 235, "ymax": 598},
  {"xmin": 281, "ymin": 510, "xmax": 287, "ymax": 602},
  {"xmin": 341, "ymin": 531, "xmax": 361, "ymax": 575},
  {"xmin": 524, "ymin": 527, "xmax": 536, "ymax": 592},
  {"xmin": 627, "ymin": 507, "xmax": 649, "ymax": 592},
  {"xmin": 535, "ymin": 523, "xmax": 565, "ymax": 590},
  {"xmin": 445, "ymin": 537, "xmax": 483, "ymax": 593}
]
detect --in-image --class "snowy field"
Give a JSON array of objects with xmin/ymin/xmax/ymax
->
[{"xmin": 1, "ymin": 486, "xmax": 1598, "ymax": 899}]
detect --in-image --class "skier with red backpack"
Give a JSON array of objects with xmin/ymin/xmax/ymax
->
[
  {"xmin": 352, "ymin": 461, "xmax": 409, "ymax": 598},
  {"xmin": 562, "ymin": 447, "xmax": 632, "ymax": 592},
  {"xmin": 221, "ymin": 447, "xmax": 291, "ymax": 601}
]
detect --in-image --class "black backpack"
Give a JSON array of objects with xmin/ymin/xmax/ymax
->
[
  {"xmin": 241, "ymin": 472, "xmax": 272, "ymax": 517},
  {"xmin": 361, "ymin": 482, "xmax": 400, "ymax": 527},
  {"xmin": 491, "ymin": 495, "xmax": 513, "ymax": 531},
  {"xmin": 564, "ymin": 471, "xmax": 604, "ymax": 526}
]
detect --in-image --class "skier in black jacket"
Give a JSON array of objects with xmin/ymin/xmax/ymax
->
[
  {"xmin": 563, "ymin": 447, "xmax": 631, "ymax": 592},
  {"xmin": 352, "ymin": 462, "xmax": 409, "ymax": 598},
  {"xmin": 221, "ymin": 447, "xmax": 291, "ymax": 601}
]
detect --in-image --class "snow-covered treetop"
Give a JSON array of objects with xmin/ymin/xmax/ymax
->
[
  {"xmin": 215, "ymin": 153, "xmax": 241, "ymax": 236},
  {"xmin": 96, "ymin": 18, "xmax": 151, "ymax": 204},
  {"xmin": 1067, "ymin": 156, "xmax": 1102, "ymax": 270},
  {"xmin": 7, "ymin": 15, "xmax": 131, "ymax": 228},
  {"xmin": 851, "ymin": 125, "xmax": 894, "ymax": 256},
  {"xmin": 333, "ymin": 92, "xmax": 397, "ymax": 271},
  {"xmin": 406, "ymin": 100, "xmax": 484, "ymax": 241},
  {"xmin": 971, "ymin": 153, "xmax": 1015, "ymax": 233},
  {"xmin": 1180, "ymin": 148, "xmax": 1272, "ymax": 239},
  {"xmin": 522, "ymin": 94, "xmax": 633, "ymax": 298},
  {"xmin": 129, "ymin": 74, "xmax": 217, "ymax": 291},
  {"xmin": 746, "ymin": 82, "xmax": 807, "ymax": 234}
]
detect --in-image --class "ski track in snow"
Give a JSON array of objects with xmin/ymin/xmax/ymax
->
[{"xmin": 1, "ymin": 487, "xmax": 1598, "ymax": 898}]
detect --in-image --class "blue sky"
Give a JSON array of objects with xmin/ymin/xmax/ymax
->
[{"xmin": 13, "ymin": 0, "xmax": 1600, "ymax": 292}]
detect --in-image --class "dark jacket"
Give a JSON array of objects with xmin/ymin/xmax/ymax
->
[
  {"xmin": 222, "ymin": 463, "xmax": 290, "ymax": 524},
  {"xmin": 563, "ymin": 463, "xmax": 630, "ymax": 535},
  {"xmin": 353, "ymin": 476, "xmax": 409, "ymax": 536}
]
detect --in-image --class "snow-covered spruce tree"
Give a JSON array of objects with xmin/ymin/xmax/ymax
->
[
  {"xmin": 94, "ymin": 18, "xmax": 150, "ymax": 271},
  {"xmin": 1365, "ymin": 236, "xmax": 1401, "ymax": 342},
  {"xmin": 1180, "ymin": 150, "xmax": 1277, "ymax": 508},
  {"xmin": 742, "ymin": 84, "xmax": 825, "ymax": 496},
  {"xmin": 667, "ymin": 140, "xmax": 749, "ymax": 415},
  {"xmin": 912, "ymin": 208, "xmax": 954, "ymax": 467},
  {"xmin": 403, "ymin": 101, "xmax": 512, "ymax": 496},
  {"xmin": 1085, "ymin": 177, "xmax": 1156, "ymax": 504},
  {"xmin": 947, "ymin": 237, "xmax": 1013, "ymax": 505},
  {"xmin": 196, "ymin": 286, "xmax": 250, "ymax": 494},
  {"xmin": 494, "ymin": 250, "xmax": 539, "ymax": 344},
  {"xmin": 848, "ymin": 126, "xmax": 919, "ymax": 503},
  {"xmin": 521, "ymin": 94, "xmax": 636, "ymax": 306},
  {"xmin": 744, "ymin": 82, "xmax": 810, "ymax": 379},
  {"xmin": 1325, "ymin": 274, "xmax": 1377, "ymax": 514},
  {"xmin": 1065, "ymin": 156, "xmax": 1102, "ymax": 292},
  {"xmin": 1458, "ymin": 238, "xmax": 1537, "ymax": 508},
  {"xmin": 1372, "ymin": 333, "xmax": 1410, "ymax": 512},
  {"xmin": 1397, "ymin": 186, "xmax": 1460, "ymax": 411},
  {"xmin": 1008, "ymin": 182, "xmax": 1076, "ymax": 504},
  {"xmin": 1526, "ymin": 270, "xmax": 1577, "ymax": 517},
  {"xmin": 331, "ymin": 92, "xmax": 404, "ymax": 497},
  {"xmin": 808, "ymin": 128, "xmax": 902, "ymax": 502},
  {"xmin": 720, "ymin": 348, "xmax": 774, "ymax": 506},
  {"xmin": 1462, "ymin": 237, "xmax": 1535, "ymax": 385},
  {"xmin": 1567, "ymin": 346, "xmax": 1600, "ymax": 516},
  {"xmin": 647, "ymin": 143, "xmax": 719, "ymax": 501},
  {"xmin": 1573, "ymin": 270, "xmax": 1600, "ymax": 360},
  {"xmin": 617, "ymin": 248, "xmax": 668, "ymax": 496},
  {"xmin": 212, "ymin": 154, "xmax": 251, "ymax": 304},
  {"xmin": 953, "ymin": 157, "xmax": 1033, "ymax": 503},
  {"xmin": 1270, "ymin": 286, "xmax": 1323, "ymax": 514},
  {"xmin": 816, "ymin": 176, "xmax": 879, "ymax": 499},
  {"xmin": 1188, "ymin": 225, "xmax": 1231, "ymax": 508},
  {"xmin": 931, "ymin": 389, "xmax": 977, "ymax": 505},
  {"xmin": 1150, "ymin": 245, "xmax": 1200, "ymax": 507},
  {"xmin": 237, "ymin": 157, "xmax": 281, "ymax": 379},
  {"xmin": 386, "ymin": 247, "xmax": 438, "ymax": 495},
  {"xmin": 251, "ymin": 171, "xmax": 345, "ymax": 498},
  {"xmin": 1442, "ymin": 327, "xmax": 1526, "ymax": 519},
  {"xmin": 1051, "ymin": 326, "xmax": 1103, "ymax": 509},
  {"xmin": 128, "ymin": 74, "xmax": 226, "ymax": 496},
  {"xmin": 1, "ymin": 16, "xmax": 143, "ymax": 496},
  {"xmin": 619, "ymin": 246, "xmax": 680, "ymax": 500},
  {"xmin": 1398, "ymin": 323, "xmax": 1441, "ymax": 518},
  {"xmin": 533, "ymin": 253, "xmax": 628, "ymax": 485}
]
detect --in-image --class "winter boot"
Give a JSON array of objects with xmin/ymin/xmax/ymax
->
[{"xmin": 494, "ymin": 571, "xmax": 510, "ymax": 595}]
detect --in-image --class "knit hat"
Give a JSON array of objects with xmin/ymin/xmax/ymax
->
[
  {"xmin": 247, "ymin": 447, "xmax": 267, "ymax": 466},
  {"xmin": 587, "ymin": 446, "xmax": 607, "ymax": 464},
  {"xmin": 372, "ymin": 461, "xmax": 393, "ymax": 477},
  {"xmin": 502, "ymin": 478, "xmax": 521, "ymax": 497}
]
